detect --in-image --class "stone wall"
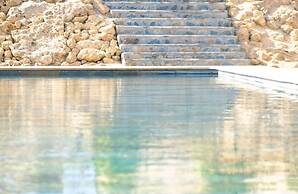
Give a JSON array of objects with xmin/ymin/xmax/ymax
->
[
  {"xmin": 0, "ymin": 0, "xmax": 121, "ymax": 66},
  {"xmin": 227, "ymin": 0, "xmax": 298, "ymax": 68}
]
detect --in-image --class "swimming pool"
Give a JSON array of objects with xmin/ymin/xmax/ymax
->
[{"xmin": 0, "ymin": 76, "xmax": 297, "ymax": 194}]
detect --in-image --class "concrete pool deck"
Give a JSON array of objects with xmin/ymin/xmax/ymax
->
[{"xmin": 0, "ymin": 65, "xmax": 297, "ymax": 95}]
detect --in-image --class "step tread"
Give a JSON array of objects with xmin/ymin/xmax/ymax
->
[
  {"xmin": 114, "ymin": 18, "xmax": 232, "ymax": 27},
  {"xmin": 119, "ymin": 34, "xmax": 237, "ymax": 37},
  {"xmin": 117, "ymin": 25, "xmax": 234, "ymax": 29},
  {"xmin": 122, "ymin": 51, "xmax": 247, "ymax": 59},
  {"xmin": 123, "ymin": 51, "xmax": 245, "ymax": 54},
  {"xmin": 124, "ymin": 58, "xmax": 251, "ymax": 66},
  {"xmin": 111, "ymin": 9, "xmax": 227, "ymax": 13},
  {"xmin": 106, "ymin": 1, "xmax": 226, "ymax": 10},
  {"xmin": 119, "ymin": 44, "xmax": 242, "ymax": 52}
]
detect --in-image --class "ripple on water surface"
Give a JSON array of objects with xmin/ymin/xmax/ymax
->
[{"xmin": 0, "ymin": 76, "xmax": 297, "ymax": 194}]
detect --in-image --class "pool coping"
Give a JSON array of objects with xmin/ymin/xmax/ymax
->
[
  {"xmin": 0, "ymin": 65, "xmax": 297, "ymax": 95},
  {"xmin": 0, "ymin": 66, "xmax": 218, "ymax": 76},
  {"xmin": 216, "ymin": 66, "xmax": 298, "ymax": 96}
]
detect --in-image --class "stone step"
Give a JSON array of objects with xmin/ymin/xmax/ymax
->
[
  {"xmin": 122, "ymin": 52, "xmax": 246, "ymax": 59},
  {"xmin": 105, "ymin": 0, "xmax": 225, "ymax": 2},
  {"xmin": 116, "ymin": 26, "xmax": 235, "ymax": 35},
  {"xmin": 110, "ymin": 10, "xmax": 228, "ymax": 18},
  {"xmin": 106, "ymin": 2, "xmax": 226, "ymax": 11},
  {"xmin": 124, "ymin": 58, "xmax": 251, "ymax": 66},
  {"xmin": 120, "ymin": 44, "xmax": 242, "ymax": 52},
  {"xmin": 114, "ymin": 18, "xmax": 232, "ymax": 27},
  {"xmin": 118, "ymin": 35, "xmax": 238, "ymax": 44}
]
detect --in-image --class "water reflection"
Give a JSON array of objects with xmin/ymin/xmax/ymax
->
[{"xmin": 0, "ymin": 76, "xmax": 297, "ymax": 194}]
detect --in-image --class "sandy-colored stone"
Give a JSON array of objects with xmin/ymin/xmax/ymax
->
[
  {"xmin": 67, "ymin": 38, "xmax": 76, "ymax": 49},
  {"xmin": 227, "ymin": 0, "xmax": 298, "ymax": 68},
  {"xmin": 92, "ymin": 0, "xmax": 110, "ymax": 14},
  {"xmin": 40, "ymin": 55, "xmax": 53, "ymax": 65},
  {"xmin": 0, "ymin": 48, "xmax": 4, "ymax": 62},
  {"xmin": 103, "ymin": 57, "xmax": 115, "ymax": 63},
  {"xmin": 250, "ymin": 31, "xmax": 262, "ymax": 42},
  {"xmin": 77, "ymin": 48, "xmax": 105, "ymax": 62},
  {"xmin": 99, "ymin": 23, "xmax": 115, "ymax": 35},
  {"xmin": 76, "ymin": 40, "xmax": 103, "ymax": 50},
  {"xmin": 4, "ymin": 50, "xmax": 13, "ymax": 59},
  {"xmin": 253, "ymin": 10, "xmax": 266, "ymax": 26}
]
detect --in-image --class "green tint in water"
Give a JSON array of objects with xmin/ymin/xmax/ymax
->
[{"xmin": 0, "ymin": 76, "xmax": 297, "ymax": 194}]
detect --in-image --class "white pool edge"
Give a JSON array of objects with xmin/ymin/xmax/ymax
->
[{"xmin": 0, "ymin": 65, "xmax": 297, "ymax": 95}]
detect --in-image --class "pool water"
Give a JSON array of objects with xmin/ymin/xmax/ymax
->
[{"xmin": 0, "ymin": 76, "xmax": 297, "ymax": 194}]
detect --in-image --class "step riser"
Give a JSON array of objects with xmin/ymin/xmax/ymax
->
[
  {"xmin": 105, "ymin": 0, "xmax": 225, "ymax": 2},
  {"xmin": 122, "ymin": 52, "xmax": 246, "ymax": 59},
  {"xmin": 124, "ymin": 59, "xmax": 251, "ymax": 66},
  {"xmin": 120, "ymin": 44, "xmax": 242, "ymax": 52},
  {"xmin": 117, "ymin": 26, "xmax": 234, "ymax": 35},
  {"xmin": 106, "ymin": 2, "xmax": 226, "ymax": 11},
  {"xmin": 119, "ymin": 35, "xmax": 238, "ymax": 44},
  {"xmin": 114, "ymin": 18, "xmax": 232, "ymax": 27},
  {"xmin": 111, "ymin": 10, "xmax": 228, "ymax": 18}
]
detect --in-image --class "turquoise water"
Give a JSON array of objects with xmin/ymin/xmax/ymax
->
[{"xmin": 0, "ymin": 76, "xmax": 297, "ymax": 194}]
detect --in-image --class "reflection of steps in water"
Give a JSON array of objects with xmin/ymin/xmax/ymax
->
[{"xmin": 63, "ymin": 162, "xmax": 97, "ymax": 194}]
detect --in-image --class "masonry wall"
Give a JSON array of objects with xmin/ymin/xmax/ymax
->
[
  {"xmin": 0, "ymin": 0, "xmax": 121, "ymax": 66},
  {"xmin": 227, "ymin": 0, "xmax": 298, "ymax": 68}
]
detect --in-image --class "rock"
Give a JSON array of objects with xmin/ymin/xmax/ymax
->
[
  {"xmin": 88, "ymin": 30, "xmax": 98, "ymax": 35},
  {"xmin": 71, "ymin": 33, "xmax": 81, "ymax": 42},
  {"xmin": 1, "ymin": 41, "xmax": 13, "ymax": 50},
  {"xmin": 0, "ymin": 48, "xmax": 4, "ymax": 61},
  {"xmin": 103, "ymin": 57, "xmax": 115, "ymax": 63},
  {"xmin": 250, "ymin": 31, "xmax": 262, "ymax": 42},
  {"xmin": 76, "ymin": 40, "xmax": 103, "ymax": 49},
  {"xmin": 20, "ymin": 58, "xmax": 31, "ymax": 65},
  {"xmin": 92, "ymin": 0, "xmax": 110, "ymax": 14},
  {"xmin": 77, "ymin": 48, "xmax": 105, "ymax": 62},
  {"xmin": 228, "ymin": 7, "xmax": 238, "ymax": 17},
  {"xmin": 4, "ymin": 50, "xmax": 13, "ymax": 59},
  {"xmin": 1, "ymin": 21, "xmax": 14, "ymax": 33},
  {"xmin": 98, "ymin": 32, "xmax": 114, "ymax": 41},
  {"xmin": 67, "ymin": 38, "xmax": 76, "ymax": 49},
  {"xmin": 61, "ymin": 62, "xmax": 70, "ymax": 66},
  {"xmin": 73, "ymin": 15, "xmax": 88, "ymax": 23},
  {"xmin": 81, "ymin": 0, "xmax": 92, "ymax": 4},
  {"xmin": 15, "ymin": 20, "xmax": 22, "ymax": 29},
  {"xmin": 253, "ymin": 10, "xmax": 266, "ymax": 26},
  {"xmin": 112, "ymin": 55, "xmax": 120, "ymax": 61},
  {"xmin": 0, "ymin": 12, "xmax": 6, "ymax": 21},
  {"xmin": 71, "ymin": 61, "xmax": 82, "ymax": 66},
  {"xmin": 110, "ymin": 39, "xmax": 118, "ymax": 47},
  {"xmin": 86, "ymin": 15, "xmax": 105, "ymax": 25},
  {"xmin": 99, "ymin": 23, "xmax": 115, "ymax": 35},
  {"xmin": 259, "ymin": 51, "xmax": 272, "ymax": 61},
  {"xmin": 66, "ymin": 48, "xmax": 79, "ymax": 63},
  {"xmin": 251, "ymin": 59, "xmax": 261, "ymax": 65},
  {"xmin": 62, "ymin": 61, "xmax": 81, "ymax": 66},
  {"xmin": 237, "ymin": 27, "xmax": 249, "ymax": 42},
  {"xmin": 272, "ymin": 34, "xmax": 286, "ymax": 41},
  {"xmin": 40, "ymin": 55, "xmax": 53, "ymax": 65},
  {"xmin": 105, "ymin": 46, "xmax": 118, "ymax": 56},
  {"xmin": 290, "ymin": 29, "xmax": 298, "ymax": 41},
  {"xmin": 273, "ymin": 53, "xmax": 285, "ymax": 61}
]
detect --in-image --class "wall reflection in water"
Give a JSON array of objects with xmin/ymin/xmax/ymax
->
[{"xmin": 0, "ymin": 76, "xmax": 297, "ymax": 194}]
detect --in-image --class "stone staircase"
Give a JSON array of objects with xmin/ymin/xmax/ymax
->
[{"xmin": 104, "ymin": 0, "xmax": 250, "ymax": 66}]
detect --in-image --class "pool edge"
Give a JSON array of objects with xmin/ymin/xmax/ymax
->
[{"xmin": 0, "ymin": 65, "xmax": 297, "ymax": 95}]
